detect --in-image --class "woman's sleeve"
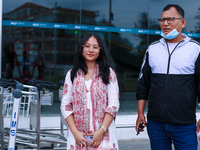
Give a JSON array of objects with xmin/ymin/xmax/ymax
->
[
  {"xmin": 60, "ymin": 70, "xmax": 73, "ymax": 119},
  {"xmin": 105, "ymin": 68, "xmax": 120, "ymax": 117}
]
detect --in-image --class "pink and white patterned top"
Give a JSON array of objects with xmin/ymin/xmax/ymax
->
[{"xmin": 61, "ymin": 66, "xmax": 120, "ymax": 150}]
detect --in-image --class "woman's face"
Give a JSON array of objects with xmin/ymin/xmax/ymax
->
[{"xmin": 82, "ymin": 36, "xmax": 100, "ymax": 63}]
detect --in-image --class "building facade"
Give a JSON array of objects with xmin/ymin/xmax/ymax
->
[{"xmin": 1, "ymin": 0, "xmax": 200, "ymax": 113}]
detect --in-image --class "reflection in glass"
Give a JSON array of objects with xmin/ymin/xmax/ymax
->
[
  {"xmin": 2, "ymin": 2, "xmax": 98, "ymax": 84},
  {"xmin": 2, "ymin": 0, "xmax": 200, "ymax": 112}
]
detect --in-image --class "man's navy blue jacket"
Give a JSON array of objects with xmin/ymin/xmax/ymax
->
[{"xmin": 136, "ymin": 34, "xmax": 200, "ymax": 125}]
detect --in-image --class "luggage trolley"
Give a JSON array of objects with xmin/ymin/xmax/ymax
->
[
  {"xmin": 0, "ymin": 81, "xmax": 38, "ymax": 150},
  {"xmin": 28, "ymin": 79, "xmax": 67, "ymax": 149},
  {"xmin": 0, "ymin": 88, "xmax": 3, "ymax": 149},
  {"xmin": 8, "ymin": 86, "xmax": 38, "ymax": 150},
  {"xmin": 2, "ymin": 79, "xmax": 67, "ymax": 150},
  {"xmin": 59, "ymin": 80, "xmax": 68, "ymax": 136},
  {"xmin": 0, "ymin": 79, "xmax": 17, "ymax": 150},
  {"xmin": 0, "ymin": 78, "xmax": 34, "ymax": 118},
  {"xmin": 0, "ymin": 79, "xmax": 18, "ymax": 117}
]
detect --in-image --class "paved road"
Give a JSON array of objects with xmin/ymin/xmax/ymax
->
[
  {"xmin": 119, "ymin": 139, "xmax": 151, "ymax": 150},
  {"xmin": 16, "ymin": 139, "xmax": 200, "ymax": 149},
  {"xmin": 16, "ymin": 140, "xmax": 151, "ymax": 150},
  {"xmin": 119, "ymin": 139, "xmax": 200, "ymax": 150}
]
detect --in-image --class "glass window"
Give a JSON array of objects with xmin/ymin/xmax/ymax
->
[
  {"xmin": 22, "ymin": 9, "xmax": 27, "ymax": 17},
  {"xmin": 2, "ymin": 0, "xmax": 200, "ymax": 114}
]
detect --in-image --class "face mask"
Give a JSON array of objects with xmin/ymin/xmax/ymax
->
[{"xmin": 160, "ymin": 21, "xmax": 182, "ymax": 40}]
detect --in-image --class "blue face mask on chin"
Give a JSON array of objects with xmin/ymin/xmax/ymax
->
[
  {"xmin": 161, "ymin": 28, "xmax": 179, "ymax": 40},
  {"xmin": 160, "ymin": 21, "xmax": 182, "ymax": 40}
]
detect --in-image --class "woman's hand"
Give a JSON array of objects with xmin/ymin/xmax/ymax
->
[
  {"xmin": 73, "ymin": 130, "xmax": 89, "ymax": 147},
  {"xmin": 88, "ymin": 128, "xmax": 104, "ymax": 147}
]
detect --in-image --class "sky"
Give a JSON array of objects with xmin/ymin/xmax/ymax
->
[{"xmin": 3, "ymin": 0, "xmax": 200, "ymax": 46}]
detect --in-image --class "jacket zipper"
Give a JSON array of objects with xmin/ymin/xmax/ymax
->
[{"xmin": 163, "ymin": 40, "xmax": 184, "ymax": 122}]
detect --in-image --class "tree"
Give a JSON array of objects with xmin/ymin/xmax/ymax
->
[
  {"xmin": 134, "ymin": 12, "xmax": 161, "ymax": 50},
  {"xmin": 194, "ymin": 7, "xmax": 200, "ymax": 42}
]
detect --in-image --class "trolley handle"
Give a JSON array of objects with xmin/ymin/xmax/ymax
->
[
  {"xmin": 0, "ymin": 82, "xmax": 16, "ymax": 88},
  {"xmin": 29, "ymin": 79, "xmax": 47, "ymax": 86},
  {"xmin": 13, "ymin": 87, "xmax": 38, "ymax": 96},
  {"xmin": 15, "ymin": 83, "xmax": 37, "ymax": 91},
  {"xmin": 36, "ymin": 82, "xmax": 57, "ymax": 91},
  {"xmin": 29, "ymin": 79, "xmax": 57, "ymax": 87},
  {"xmin": 0, "ymin": 78, "xmax": 18, "ymax": 83},
  {"xmin": 59, "ymin": 80, "xmax": 64, "ymax": 86}
]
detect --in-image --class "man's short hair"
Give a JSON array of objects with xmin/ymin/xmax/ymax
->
[{"xmin": 163, "ymin": 4, "xmax": 185, "ymax": 18}]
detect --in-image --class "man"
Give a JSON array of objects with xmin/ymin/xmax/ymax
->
[{"xmin": 136, "ymin": 4, "xmax": 200, "ymax": 150}]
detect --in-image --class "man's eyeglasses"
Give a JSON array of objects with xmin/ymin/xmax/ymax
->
[
  {"xmin": 82, "ymin": 44, "xmax": 101, "ymax": 51},
  {"xmin": 158, "ymin": 17, "xmax": 182, "ymax": 24}
]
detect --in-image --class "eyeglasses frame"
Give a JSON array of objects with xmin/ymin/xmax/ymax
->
[
  {"xmin": 158, "ymin": 17, "xmax": 183, "ymax": 24},
  {"xmin": 82, "ymin": 44, "xmax": 101, "ymax": 50}
]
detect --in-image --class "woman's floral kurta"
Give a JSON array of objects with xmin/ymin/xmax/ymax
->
[{"xmin": 61, "ymin": 66, "xmax": 120, "ymax": 150}]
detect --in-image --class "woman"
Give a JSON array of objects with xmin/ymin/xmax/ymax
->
[{"xmin": 61, "ymin": 33, "xmax": 120, "ymax": 150}]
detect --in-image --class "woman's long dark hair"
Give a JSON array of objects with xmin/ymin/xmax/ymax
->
[{"xmin": 71, "ymin": 33, "xmax": 110, "ymax": 85}]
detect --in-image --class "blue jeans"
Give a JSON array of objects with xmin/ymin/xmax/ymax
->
[{"xmin": 147, "ymin": 119, "xmax": 198, "ymax": 150}]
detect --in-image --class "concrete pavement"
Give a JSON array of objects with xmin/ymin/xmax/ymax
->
[
  {"xmin": 4, "ymin": 116, "xmax": 200, "ymax": 150},
  {"xmin": 16, "ymin": 139, "xmax": 200, "ymax": 150},
  {"xmin": 119, "ymin": 139, "xmax": 200, "ymax": 150},
  {"xmin": 119, "ymin": 139, "xmax": 151, "ymax": 150}
]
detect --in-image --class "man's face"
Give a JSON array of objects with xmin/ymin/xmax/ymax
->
[{"xmin": 160, "ymin": 7, "xmax": 184, "ymax": 35}]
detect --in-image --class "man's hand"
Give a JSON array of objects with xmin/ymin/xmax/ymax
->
[
  {"xmin": 197, "ymin": 119, "xmax": 200, "ymax": 140},
  {"xmin": 136, "ymin": 114, "xmax": 147, "ymax": 134},
  {"xmin": 136, "ymin": 100, "xmax": 147, "ymax": 134}
]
